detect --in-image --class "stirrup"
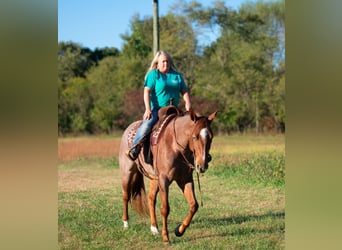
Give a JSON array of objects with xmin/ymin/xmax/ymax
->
[{"xmin": 126, "ymin": 145, "xmax": 141, "ymax": 161}]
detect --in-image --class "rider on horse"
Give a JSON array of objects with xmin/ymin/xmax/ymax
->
[{"xmin": 126, "ymin": 50, "xmax": 192, "ymax": 160}]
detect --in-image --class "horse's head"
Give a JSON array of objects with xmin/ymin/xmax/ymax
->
[{"xmin": 188, "ymin": 110, "xmax": 218, "ymax": 173}]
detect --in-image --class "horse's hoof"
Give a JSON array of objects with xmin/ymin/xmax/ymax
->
[
  {"xmin": 174, "ymin": 224, "xmax": 185, "ymax": 237},
  {"xmin": 150, "ymin": 225, "xmax": 159, "ymax": 235}
]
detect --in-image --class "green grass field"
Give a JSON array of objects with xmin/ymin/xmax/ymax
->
[{"xmin": 58, "ymin": 134, "xmax": 285, "ymax": 249}]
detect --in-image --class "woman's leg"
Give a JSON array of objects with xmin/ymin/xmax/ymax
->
[{"xmin": 127, "ymin": 109, "xmax": 158, "ymax": 160}]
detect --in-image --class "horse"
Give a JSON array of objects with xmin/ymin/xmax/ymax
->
[{"xmin": 119, "ymin": 108, "xmax": 217, "ymax": 244}]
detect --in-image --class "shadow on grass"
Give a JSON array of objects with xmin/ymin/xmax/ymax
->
[
  {"xmin": 179, "ymin": 211, "xmax": 285, "ymax": 241},
  {"xmin": 200, "ymin": 211, "xmax": 285, "ymax": 225}
]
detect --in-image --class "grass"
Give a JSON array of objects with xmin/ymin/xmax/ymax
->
[{"xmin": 58, "ymin": 134, "xmax": 285, "ymax": 249}]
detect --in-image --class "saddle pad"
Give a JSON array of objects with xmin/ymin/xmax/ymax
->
[{"xmin": 127, "ymin": 121, "xmax": 142, "ymax": 147}]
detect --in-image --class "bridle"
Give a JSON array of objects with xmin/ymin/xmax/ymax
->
[{"xmin": 173, "ymin": 115, "xmax": 208, "ymax": 170}]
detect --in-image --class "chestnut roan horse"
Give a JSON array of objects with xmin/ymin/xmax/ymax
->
[{"xmin": 119, "ymin": 108, "xmax": 217, "ymax": 244}]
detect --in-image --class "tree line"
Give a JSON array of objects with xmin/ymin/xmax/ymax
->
[{"xmin": 58, "ymin": 0, "xmax": 285, "ymax": 135}]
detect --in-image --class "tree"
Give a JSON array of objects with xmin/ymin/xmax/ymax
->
[
  {"xmin": 183, "ymin": 0, "xmax": 285, "ymax": 132},
  {"xmin": 238, "ymin": 0, "xmax": 285, "ymax": 132},
  {"xmin": 58, "ymin": 42, "xmax": 93, "ymax": 81},
  {"xmin": 58, "ymin": 77, "xmax": 92, "ymax": 134},
  {"xmin": 121, "ymin": 14, "xmax": 153, "ymax": 60},
  {"xmin": 85, "ymin": 54, "xmax": 147, "ymax": 132},
  {"xmin": 87, "ymin": 47, "xmax": 120, "ymax": 64},
  {"xmin": 58, "ymin": 42, "xmax": 120, "ymax": 82},
  {"xmin": 85, "ymin": 56, "xmax": 121, "ymax": 133}
]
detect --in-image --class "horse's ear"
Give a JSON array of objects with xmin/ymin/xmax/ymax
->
[
  {"xmin": 189, "ymin": 108, "xmax": 198, "ymax": 122},
  {"xmin": 208, "ymin": 111, "xmax": 218, "ymax": 122}
]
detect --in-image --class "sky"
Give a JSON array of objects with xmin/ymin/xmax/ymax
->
[{"xmin": 58, "ymin": 0, "xmax": 261, "ymax": 50}]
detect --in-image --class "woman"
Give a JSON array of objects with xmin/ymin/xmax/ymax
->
[{"xmin": 126, "ymin": 50, "xmax": 192, "ymax": 160}]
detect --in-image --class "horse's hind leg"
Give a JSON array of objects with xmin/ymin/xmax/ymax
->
[
  {"xmin": 174, "ymin": 180, "xmax": 198, "ymax": 237},
  {"xmin": 121, "ymin": 174, "xmax": 131, "ymax": 229},
  {"xmin": 120, "ymin": 159, "xmax": 136, "ymax": 229},
  {"xmin": 148, "ymin": 179, "xmax": 159, "ymax": 235}
]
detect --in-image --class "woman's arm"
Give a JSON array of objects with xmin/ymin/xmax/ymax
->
[
  {"xmin": 143, "ymin": 87, "xmax": 152, "ymax": 120},
  {"xmin": 182, "ymin": 90, "xmax": 192, "ymax": 111}
]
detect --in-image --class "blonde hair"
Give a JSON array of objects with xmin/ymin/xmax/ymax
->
[{"xmin": 146, "ymin": 50, "xmax": 177, "ymax": 75}]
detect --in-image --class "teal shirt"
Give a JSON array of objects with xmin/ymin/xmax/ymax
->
[{"xmin": 144, "ymin": 69, "xmax": 188, "ymax": 110}]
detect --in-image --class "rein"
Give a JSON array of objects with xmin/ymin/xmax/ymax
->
[
  {"xmin": 196, "ymin": 172, "xmax": 204, "ymax": 207},
  {"xmin": 172, "ymin": 116, "xmax": 195, "ymax": 169},
  {"xmin": 173, "ymin": 116, "xmax": 205, "ymax": 207}
]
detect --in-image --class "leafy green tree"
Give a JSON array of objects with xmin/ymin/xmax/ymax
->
[
  {"xmin": 86, "ymin": 56, "xmax": 120, "ymax": 133},
  {"xmin": 58, "ymin": 77, "xmax": 92, "ymax": 134},
  {"xmin": 58, "ymin": 42, "xmax": 93, "ymax": 81},
  {"xmin": 58, "ymin": 42, "xmax": 120, "ymax": 82},
  {"xmin": 238, "ymin": 0, "xmax": 285, "ymax": 132},
  {"xmin": 88, "ymin": 47, "xmax": 120, "ymax": 63},
  {"xmin": 121, "ymin": 14, "xmax": 153, "ymax": 60},
  {"xmin": 183, "ymin": 0, "xmax": 284, "ymax": 132},
  {"xmin": 86, "ymin": 54, "xmax": 147, "ymax": 132}
]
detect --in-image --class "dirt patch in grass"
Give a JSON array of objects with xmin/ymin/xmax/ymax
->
[
  {"xmin": 58, "ymin": 169, "xmax": 121, "ymax": 192},
  {"xmin": 58, "ymin": 137, "xmax": 123, "ymax": 193},
  {"xmin": 58, "ymin": 137, "xmax": 121, "ymax": 162}
]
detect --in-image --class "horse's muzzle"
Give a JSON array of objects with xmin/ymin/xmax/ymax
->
[
  {"xmin": 195, "ymin": 164, "xmax": 207, "ymax": 173},
  {"xmin": 200, "ymin": 166, "xmax": 207, "ymax": 173},
  {"xmin": 195, "ymin": 154, "xmax": 211, "ymax": 173},
  {"xmin": 196, "ymin": 161, "xmax": 208, "ymax": 173}
]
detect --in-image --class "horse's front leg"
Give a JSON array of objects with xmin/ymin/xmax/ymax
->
[
  {"xmin": 148, "ymin": 179, "xmax": 159, "ymax": 235},
  {"xmin": 159, "ymin": 176, "xmax": 170, "ymax": 244},
  {"xmin": 174, "ymin": 180, "xmax": 198, "ymax": 237}
]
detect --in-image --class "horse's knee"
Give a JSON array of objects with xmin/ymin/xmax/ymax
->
[
  {"xmin": 160, "ymin": 205, "xmax": 170, "ymax": 217},
  {"xmin": 122, "ymin": 192, "xmax": 130, "ymax": 205},
  {"xmin": 190, "ymin": 201, "xmax": 199, "ymax": 214},
  {"xmin": 148, "ymin": 193, "xmax": 156, "ymax": 204},
  {"xmin": 122, "ymin": 191, "xmax": 128, "ymax": 200}
]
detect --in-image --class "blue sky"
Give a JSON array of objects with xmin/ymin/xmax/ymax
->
[{"xmin": 58, "ymin": 0, "xmax": 261, "ymax": 50}]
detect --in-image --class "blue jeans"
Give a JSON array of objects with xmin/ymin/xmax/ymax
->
[{"xmin": 131, "ymin": 108, "xmax": 159, "ymax": 147}]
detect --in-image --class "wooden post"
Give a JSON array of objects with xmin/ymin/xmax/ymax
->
[{"xmin": 153, "ymin": 0, "xmax": 160, "ymax": 55}]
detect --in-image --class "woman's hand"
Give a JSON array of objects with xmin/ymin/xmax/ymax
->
[{"xmin": 143, "ymin": 109, "xmax": 152, "ymax": 120}]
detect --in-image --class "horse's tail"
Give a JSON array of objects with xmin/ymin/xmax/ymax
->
[{"xmin": 130, "ymin": 171, "xmax": 149, "ymax": 216}]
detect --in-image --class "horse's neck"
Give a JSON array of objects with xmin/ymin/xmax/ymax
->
[{"xmin": 171, "ymin": 115, "xmax": 192, "ymax": 148}]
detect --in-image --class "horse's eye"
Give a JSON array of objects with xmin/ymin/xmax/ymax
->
[{"xmin": 192, "ymin": 135, "xmax": 197, "ymax": 141}]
